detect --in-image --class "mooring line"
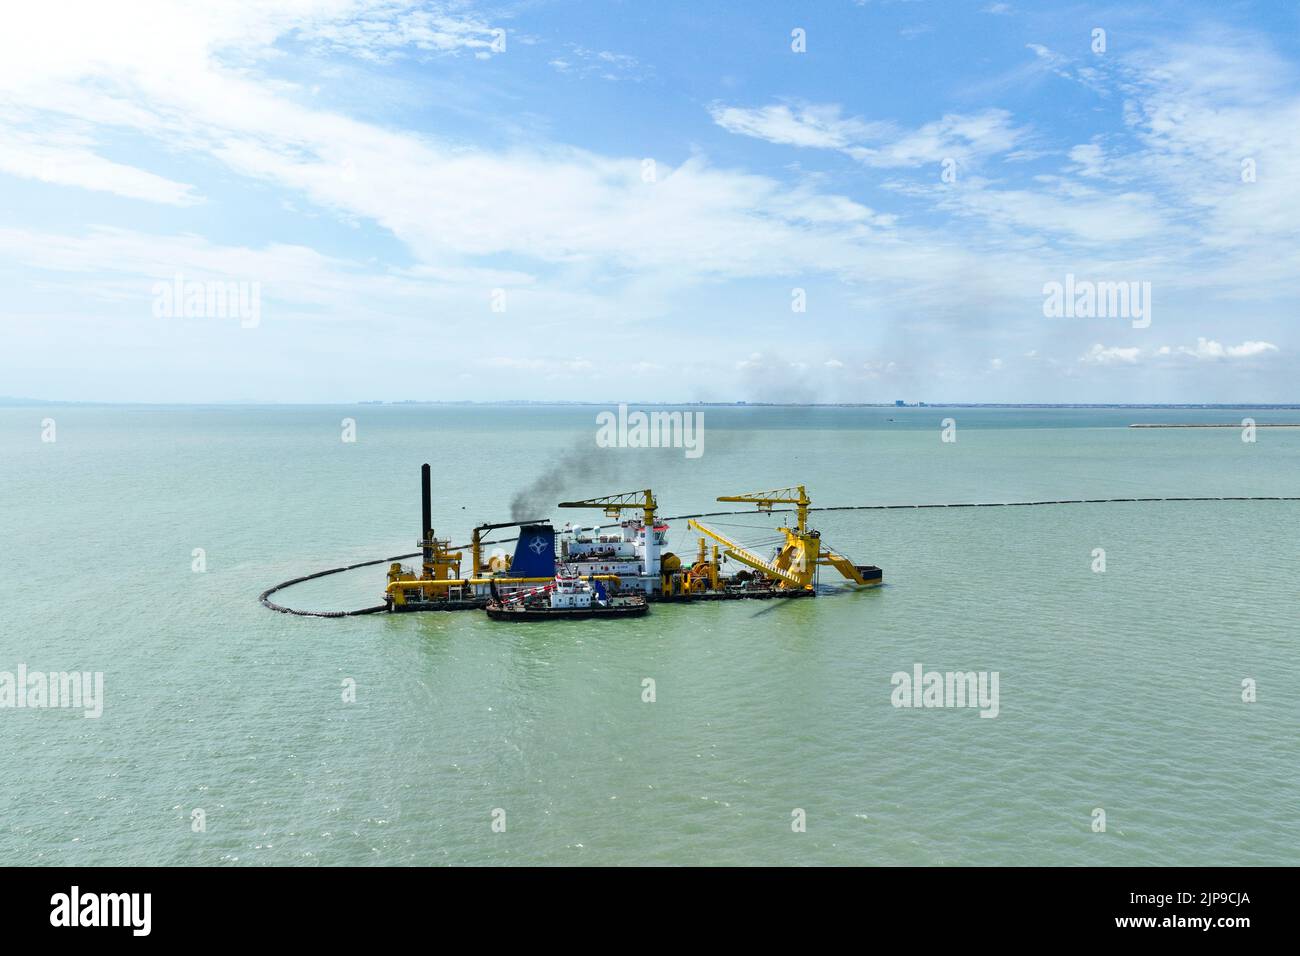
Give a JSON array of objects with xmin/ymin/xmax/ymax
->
[{"xmin": 259, "ymin": 495, "xmax": 1297, "ymax": 616}]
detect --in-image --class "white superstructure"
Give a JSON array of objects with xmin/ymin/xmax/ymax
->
[
  {"xmin": 548, "ymin": 574, "xmax": 597, "ymax": 609},
  {"xmin": 558, "ymin": 520, "xmax": 669, "ymax": 593}
]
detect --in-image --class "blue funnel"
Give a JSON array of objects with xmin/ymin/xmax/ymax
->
[{"xmin": 510, "ymin": 525, "xmax": 556, "ymax": 578}]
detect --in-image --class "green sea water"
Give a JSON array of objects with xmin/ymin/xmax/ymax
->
[{"xmin": 2, "ymin": 404, "xmax": 1298, "ymax": 866}]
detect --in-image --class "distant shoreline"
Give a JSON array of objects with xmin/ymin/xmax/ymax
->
[
  {"xmin": 1130, "ymin": 422, "xmax": 1300, "ymax": 427},
  {"xmin": 4, "ymin": 398, "xmax": 1300, "ymax": 410}
]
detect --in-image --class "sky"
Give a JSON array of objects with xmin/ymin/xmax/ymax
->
[{"xmin": 0, "ymin": 0, "xmax": 1297, "ymax": 404}]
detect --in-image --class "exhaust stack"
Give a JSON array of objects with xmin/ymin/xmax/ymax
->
[{"xmin": 421, "ymin": 463, "xmax": 432, "ymax": 568}]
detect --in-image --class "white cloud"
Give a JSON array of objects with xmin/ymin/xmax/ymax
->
[
  {"xmin": 861, "ymin": 360, "xmax": 898, "ymax": 377},
  {"xmin": 934, "ymin": 177, "xmax": 1167, "ymax": 243},
  {"xmin": 1178, "ymin": 338, "xmax": 1279, "ymax": 360},
  {"xmin": 1228, "ymin": 340, "xmax": 1280, "ymax": 357},
  {"xmin": 1117, "ymin": 35, "xmax": 1300, "ymax": 261},
  {"xmin": 298, "ymin": 3, "xmax": 504, "ymax": 63},
  {"xmin": 711, "ymin": 101, "xmax": 1024, "ymax": 169},
  {"xmin": 709, "ymin": 103, "xmax": 883, "ymax": 149},
  {"xmin": 548, "ymin": 44, "xmax": 644, "ymax": 81},
  {"xmin": 0, "ymin": 129, "xmax": 199, "ymax": 205},
  {"xmin": 0, "ymin": 5, "xmax": 920, "ymax": 287},
  {"xmin": 1067, "ymin": 141, "xmax": 1108, "ymax": 179},
  {"xmin": 845, "ymin": 109, "xmax": 1023, "ymax": 168},
  {"xmin": 1080, "ymin": 344, "xmax": 1141, "ymax": 365},
  {"xmin": 1079, "ymin": 339, "xmax": 1280, "ymax": 366},
  {"xmin": 1, "ymin": 2, "xmax": 1296, "ymax": 401}
]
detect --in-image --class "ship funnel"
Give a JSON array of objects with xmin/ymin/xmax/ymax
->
[
  {"xmin": 421, "ymin": 463, "xmax": 432, "ymax": 565},
  {"xmin": 510, "ymin": 524, "xmax": 556, "ymax": 578}
]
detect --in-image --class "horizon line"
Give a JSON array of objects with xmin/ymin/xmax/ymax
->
[{"xmin": 3, "ymin": 398, "xmax": 1299, "ymax": 410}]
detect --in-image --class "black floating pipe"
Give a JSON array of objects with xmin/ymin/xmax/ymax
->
[{"xmin": 421, "ymin": 463, "xmax": 432, "ymax": 568}]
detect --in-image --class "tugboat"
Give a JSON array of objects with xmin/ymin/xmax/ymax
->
[{"xmin": 486, "ymin": 574, "xmax": 648, "ymax": 621}]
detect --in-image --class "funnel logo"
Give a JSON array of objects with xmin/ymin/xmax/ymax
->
[{"xmin": 510, "ymin": 524, "xmax": 556, "ymax": 578}]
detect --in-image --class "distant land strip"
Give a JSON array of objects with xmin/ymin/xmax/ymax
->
[{"xmin": 1130, "ymin": 423, "xmax": 1300, "ymax": 428}]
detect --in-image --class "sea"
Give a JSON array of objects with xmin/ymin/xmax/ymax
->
[{"xmin": 1, "ymin": 404, "xmax": 1297, "ymax": 865}]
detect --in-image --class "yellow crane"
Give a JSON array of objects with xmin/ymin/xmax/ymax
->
[
  {"xmin": 557, "ymin": 489, "xmax": 657, "ymax": 527},
  {"xmin": 689, "ymin": 486, "xmax": 882, "ymax": 589},
  {"xmin": 687, "ymin": 484, "xmax": 816, "ymax": 590},
  {"xmin": 684, "ymin": 519, "xmax": 810, "ymax": 588},
  {"xmin": 718, "ymin": 486, "xmax": 813, "ymax": 533}
]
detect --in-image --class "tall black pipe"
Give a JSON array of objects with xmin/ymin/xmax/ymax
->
[{"xmin": 421, "ymin": 463, "xmax": 432, "ymax": 567}]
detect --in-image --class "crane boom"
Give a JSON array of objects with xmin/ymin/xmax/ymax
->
[
  {"xmin": 817, "ymin": 547, "xmax": 875, "ymax": 586},
  {"xmin": 687, "ymin": 519, "xmax": 809, "ymax": 589},
  {"xmin": 557, "ymin": 489, "xmax": 657, "ymax": 525},
  {"xmin": 701, "ymin": 485, "xmax": 875, "ymax": 589},
  {"xmin": 715, "ymin": 485, "xmax": 811, "ymax": 532}
]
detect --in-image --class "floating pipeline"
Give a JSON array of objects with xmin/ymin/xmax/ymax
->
[
  {"xmin": 259, "ymin": 556, "xmax": 404, "ymax": 616},
  {"xmin": 259, "ymin": 495, "xmax": 1298, "ymax": 618}
]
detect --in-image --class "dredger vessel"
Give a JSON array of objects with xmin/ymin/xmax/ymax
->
[{"xmin": 385, "ymin": 465, "xmax": 882, "ymax": 612}]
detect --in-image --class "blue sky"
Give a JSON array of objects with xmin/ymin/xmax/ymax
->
[{"xmin": 1, "ymin": 0, "xmax": 1297, "ymax": 403}]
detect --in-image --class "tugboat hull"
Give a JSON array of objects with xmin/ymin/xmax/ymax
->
[{"xmin": 485, "ymin": 600, "xmax": 647, "ymax": 621}]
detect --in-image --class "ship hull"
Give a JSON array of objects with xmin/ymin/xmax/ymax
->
[{"xmin": 485, "ymin": 601, "xmax": 647, "ymax": 621}]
